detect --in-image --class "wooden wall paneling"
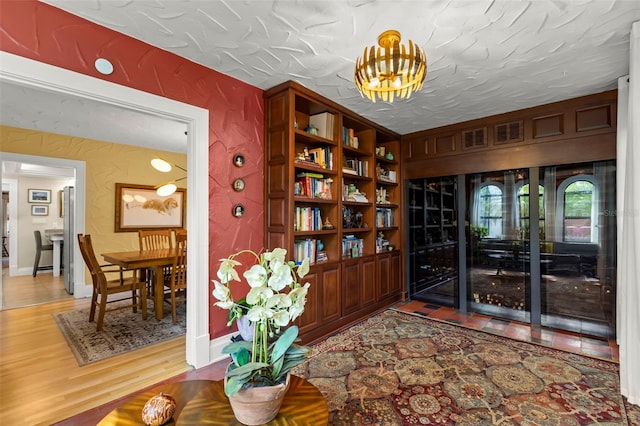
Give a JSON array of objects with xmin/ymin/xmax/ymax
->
[
  {"xmin": 435, "ymin": 134, "xmax": 457, "ymax": 155},
  {"xmin": 533, "ymin": 113, "xmax": 565, "ymax": 139},
  {"xmin": 576, "ymin": 105, "xmax": 612, "ymax": 132}
]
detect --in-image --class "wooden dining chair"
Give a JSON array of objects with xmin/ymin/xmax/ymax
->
[
  {"xmin": 165, "ymin": 231, "xmax": 187, "ymax": 323},
  {"xmin": 77, "ymin": 234, "xmax": 147, "ymax": 331},
  {"xmin": 138, "ymin": 229, "xmax": 174, "ymax": 296}
]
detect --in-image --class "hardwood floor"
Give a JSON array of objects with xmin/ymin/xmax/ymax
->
[
  {"xmin": 0, "ymin": 297, "xmax": 192, "ymax": 425},
  {"xmin": 2, "ymin": 265, "xmax": 73, "ymax": 309}
]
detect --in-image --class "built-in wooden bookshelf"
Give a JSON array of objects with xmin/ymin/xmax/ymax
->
[{"xmin": 264, "ymin": 81, "xmax": 404, "ymax": 343}]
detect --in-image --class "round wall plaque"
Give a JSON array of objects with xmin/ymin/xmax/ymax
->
[
  {"xmin": 233, "ymin": 153, "xmax": 246, "ymax": 168},
  {"xmin": 233, "ymin": 204, "xmax": 245, "ymax": 217},
  {"xmin": 233, "ymin": 178, "xmax": 245, "ymax": 192}
]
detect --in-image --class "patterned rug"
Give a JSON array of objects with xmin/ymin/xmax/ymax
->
[
  {"xmin": 293, "ymin": 309, "xmax": 640, "ymax": 425},
  {"xmin": 53, "ymin": 301, "xmax": 185, "ymax": 366}
]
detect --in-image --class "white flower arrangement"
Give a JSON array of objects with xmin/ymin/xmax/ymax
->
[{"xmin": 212, "ymin": 248, "xmax": 311, "ymax": 396}]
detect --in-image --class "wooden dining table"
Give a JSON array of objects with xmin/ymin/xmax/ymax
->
[{"xmin": 102, "ymin": 248, "xmax": 178, "ymax": 320}]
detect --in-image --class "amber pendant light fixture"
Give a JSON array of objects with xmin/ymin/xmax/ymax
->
[{"xmin": 354, "ymin": 30, "xmax": 427, "ymax": 103}]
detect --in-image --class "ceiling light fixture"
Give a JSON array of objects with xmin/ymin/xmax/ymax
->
[
  {"xmin": 354, "ymin": 30, "xmax": 427, "ymax": 103},
  {"xmin": 151, "ymin": 157, "xmax": 187, "ymax": 196}
]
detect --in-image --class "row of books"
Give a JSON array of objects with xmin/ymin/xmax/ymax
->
[
  {"xmin": 294, "ymin": 206, "xmax": 323, "ymax": 232},
  {"xmin": 306, "ymin": 146, "xmax": 333, "ymax": 169},
  {"xmin": 343, "ymin": 158, "xmax": 368, "ymax": 177},
  {"xmin": 294, "ymin": 238, "xmax": 326, "ymax": 265},
  {"xmin": 342, "ymin": 127, "xmax": 359, "ymax": 148},
  {"xmin": 295, "ymin": 172, "xmax": 333, "ymax": 199},
  {"xmin": 376, "ymin": 208, "xmax": 395, "ymax": 228},
  {"xmin": 342, "ymin": 235, "xmax": 364, "ymax": 258},
  {"xmin": 309, "ymin": 112, "xmax": 335, "ymax": 140}
]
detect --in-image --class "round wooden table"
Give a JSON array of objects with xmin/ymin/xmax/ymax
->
[{"xmin": 98, "ymin": 376, "xmax": 328, "ymax": 425}]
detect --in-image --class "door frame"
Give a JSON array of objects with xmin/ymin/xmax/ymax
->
[{"xmin": 0, "ymin": 51, "xmax": 211, "ymax": 368}]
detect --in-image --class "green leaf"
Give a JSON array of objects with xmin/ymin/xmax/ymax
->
[
  {"xmin": 225, "ymin": 361, "xmax": 270, "ymax": 379},
  {"xmin": 230, "ymin": 347, "xmax": 250, "ymax": 366},
  {"xmin": 225, "ymin": 377, "xmax": 244, "ymax": 396},
  {"xmin": 269, "ymin": 326, "xmax": 298, "ymax": 364},
  {"xmin": 221, "ymin": 340, "xmax": 253, "ymax": 354}
]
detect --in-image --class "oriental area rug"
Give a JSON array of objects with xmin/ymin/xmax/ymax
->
[
  {"xmin": 54, "ymin": 301, "xmax": 185, "ymax": 366},
  {"xmin": 293, "ymin": 309, "xmax": 640, "ymax": 425}
]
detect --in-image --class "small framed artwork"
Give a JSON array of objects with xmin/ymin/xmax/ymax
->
[
  {"xmin": 115, "ymin": 183, "xmax": 186, "ymax": 232},
  {"xmin": 32, "ymin": 205, "xmax": 49, "ymax": 216},
  {"xmin": 233, "ymin": 178, "xmax": 245, "ymax": 192},
  {"xmin": 232, "ymin": 203, "xmax": 245, "ymax": 217},
  {"xmin": 28, "ymin": 189, "xmax": 52, "ymax": 203},
  {"xmin": 233, "ymin": 153, "xmax": 245, "ymax": 168}
]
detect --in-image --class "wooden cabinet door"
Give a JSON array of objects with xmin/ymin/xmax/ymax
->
[
  {"xmin": 361, "ymin": 257, "xmax": 376, "ymax": 306},
  {"xmin": 296, "ymin": 269, "xmax": 319, "ymax": 336},
  {"xmin": 342, "ymin": 260, "xmax": 361, "ymax": 315},
  {"xmin": 377, "ymin": 254, "xmax": 391, "ymax": 300},
  {"xmin": 390, "ymin": 252, "xmax": 404, "ymax": 297},
  {"xmin": 321, "ymin": 264, "xmax": 341, "ymax": 323}
]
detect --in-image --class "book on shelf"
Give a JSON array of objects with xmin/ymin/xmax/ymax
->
[
  {"xmin": 294, "ymin": 238, "xmax": 328, "ymax": 265},
  {"xmin": 294, "ymin": 206, "xmax": 323, "ymax": 231},
  {"xmin": 309, "ymin": 112, "xmax": 335, "ymax": 140},
  {"xmin": 342, "ymin": 235, "xmax": 364, "ymax": 258},
  {"xmin": 295, "ymin": 173, "xmax": 333, "ymax": 199}
]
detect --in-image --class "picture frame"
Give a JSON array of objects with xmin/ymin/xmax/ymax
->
[
  {"xmin": 233, "ymin": 178, "xmax": 245, "ymax": 192},
  {"xmin": 233, "ymin": 153, "xmax": 246, "ymax": 168},
  {"xmin": 28, "ymin": 189, "xmax": 51, "ymax": 203},
  {"xmin": 31, "ymin": 205, "xmax": 49, "ymax": 216},
  {"xmin": 232, "ymin": 203, "xmax": 245, "ymax": 217},
  {"xmin": 115, "ymin": 183, "xmax": 186, "ymax": 232}
]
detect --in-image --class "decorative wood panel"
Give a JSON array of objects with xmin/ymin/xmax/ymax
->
[
  {"xmin": 267, "ymin": 129, "xmax": 287, "ymax": 161},
  {"xmin": 408, "ymin": 137, "xmax": 428, "ymax": 160},
  {"xmin": 267, "ymin": 162, "xmax": 286, "ymax": 194},
  {"xmin": 576, "ymin": 105, "xmax": 611, "ymax": 132},
  {"xmin": 462, "ymin": 127, "xmax": 487, "ymax": 149},
  {"xmin": 267, "ymin": 198, "xmax": 286, "ymax": 227},
  {"xmin": 435, "ymin": 134, "xmax": 456, "ymax": 154},
  {"xmin": 267, "ymin": 94, "xmax": 287, "ymax": 128},
  {"xmin": 495, "ymin": 120, "xmax": 523, "ymax": 144},
  {"xmin": 533, "ymin": 113, "xmax": 564, "ymax": 138}
]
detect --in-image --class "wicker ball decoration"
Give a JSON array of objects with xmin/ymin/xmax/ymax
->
[{"xmin": 141, "ymin": 392, "xmax": 176, "ymax": 426}]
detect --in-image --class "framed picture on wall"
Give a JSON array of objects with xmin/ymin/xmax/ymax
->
[
  {"xmin": 31, "ymin": 205, "xmax": 49, "ymax": 216},
  {"xmin": 28, "ymin": 189, "xmax": 51, "ymax": 203},
  {"xmin": 115, "ymin": 183, "xmax": 186, "ymax": 232}
]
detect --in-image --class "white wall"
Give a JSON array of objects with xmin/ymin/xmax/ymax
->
[{"xmin": 15, "ymin": 176, "xmax": 74, "ymax": 273}]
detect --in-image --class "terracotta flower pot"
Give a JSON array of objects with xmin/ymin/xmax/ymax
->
[{"xmin": 227, "ymin": 373, "xmax": 291, "ymax": 425}]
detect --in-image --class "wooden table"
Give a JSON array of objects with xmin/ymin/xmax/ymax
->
[
  {"xmin": 102, "ymin": 248, "xmax": 178, "ymax": 320},
  {"xmin": 98, "ymin": 376, "xmax": 329, "ymax": 425}
]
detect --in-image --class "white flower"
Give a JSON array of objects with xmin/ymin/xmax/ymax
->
[
  {"xmin": 246, "ymin": 305, "xmax": 274, "ymax": 322},
  {"xmin": 288, "ymin": 282, "xmax": 310, "ymax": 321},
  {"xmin": 218, "ymin": 258, "xmax": 241, "ymax": 283},
  {"xmin": 264, "ymin": 248, "xmax": 287, "ymax": 264},
  {"xmin": 246, "ymin": 286, "xmax": 274, "ymax": 305},
  {"xmin": 243, "ymin": 264, "xmax": 268, "ymax": 288},
  {"xmin": 212, "ymin": 280, "xmax": 235, "ymax": 309},
  {"xmin": 266, "ymin": 293, "xmax": 292, "ymax": 309},
  {"xmin": 268, "ymin": 262, "xmax": 293, "ymax": 291},
  {"xmin": 272, "ymin": 310, "xmax": 290, "ymax": 327},
  {"xmin": 297, "ymin": 258, "xmax": 310, "ymax": 278}
]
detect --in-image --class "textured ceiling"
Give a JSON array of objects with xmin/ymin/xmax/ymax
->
[{"xmin": 40, "ymin": 0, "xmax": 640, "ymax": 136}]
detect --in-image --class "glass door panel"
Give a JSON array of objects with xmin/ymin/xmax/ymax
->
[
  {"xmin": 466, "ymin": 169, "xmax": 530, "ymax": 322},
  {"xmin": 406, "ymin": 177, "xmax": 457, "ymax": 305},
  {"xmin": 539, "ymin": 161, "xmax": 616, "ymax": 338}
]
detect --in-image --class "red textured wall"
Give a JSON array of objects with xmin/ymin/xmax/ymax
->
[{"xmin": 0, "ymin": 1, "xmax": 264, "ymax": 339}]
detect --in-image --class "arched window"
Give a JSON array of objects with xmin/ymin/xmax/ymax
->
[
  {"xmin": 516, "ymin": 184, "xmax": 544, "ymax": 239},
  {"xmin": 478, "ymin": 184, "xmax": 503, "ymax": 238},
  {"xmin": 561, "ymin": 179, "xmax": 594, "ymax": 242}
]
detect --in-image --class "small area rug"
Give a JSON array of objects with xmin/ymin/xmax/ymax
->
[
  {"xmin": 294, "ymin": 309, "xmax": 640, "ymax": 425},
  {"xmin": 54, "ymin": 301, "xmax": 185, "ymax": 366}
]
